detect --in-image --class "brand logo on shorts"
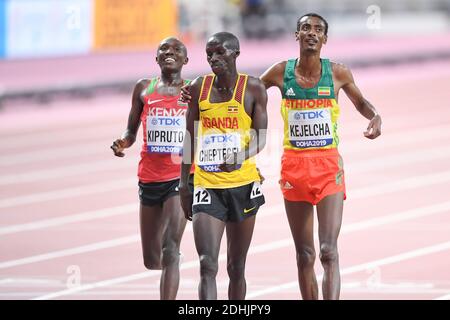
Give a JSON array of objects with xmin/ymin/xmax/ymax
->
[
  {"xmin": 286, "ymin": 88, "xmax": 295, "ymax": 97},
  {"xmin": 243, "ymin": 206, "xmax": 256, "ymax": 214},
  {"xmin": 282, "ymin": 181, "xmax": 293, "ymax": 189}
]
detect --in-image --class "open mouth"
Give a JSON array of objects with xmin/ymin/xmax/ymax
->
[{"xmin": 164, "ymin": 57, "xmax": 176, "ymax": 63}]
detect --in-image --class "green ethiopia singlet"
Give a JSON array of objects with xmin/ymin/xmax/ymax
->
[{"xmin": 281, "ymin": 58, "xmax": 340, "ymax": 151}]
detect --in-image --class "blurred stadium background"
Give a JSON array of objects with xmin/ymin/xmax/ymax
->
[{"xmin": 0, "ymin": 0, "xmax": 449, "ymax": 105}]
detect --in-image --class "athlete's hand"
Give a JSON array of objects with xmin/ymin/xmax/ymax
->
[
  {"xmin": 179, "ymin": 186, "xmax": 193, "ymax": 221},
  {"xmin": 180, "ymin": 83, "xmax": 192, "ymax": 103},
  {"xmin": 111, "ymin": 139, "xmax": 127, "ymax": 157},
  {"xmin": 257, "ymin": 167, "xmax": 265, "ymax": 184},
  {"xmin": 364, "ymin": 114, "xmax": 382, "ymax": 139},
  {"xmin": 219, "ymin": 152, "xmax": 242, "ymax": 172}
]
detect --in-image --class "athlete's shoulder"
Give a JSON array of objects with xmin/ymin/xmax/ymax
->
[
  {"xmin": 189, "ymin": 76, "xmax": 206, "ymax": 89},
  {"xmin": 260, "ymin": 60, "xmax": 288, "ymax": 89},
  {"xmin": 136, "ymin": 78, "xmax": 153, "ymax": 86},
  {"xmin": 265, "ymin": 60, "xmax": 288, "ymax": 75},
  {"xmin": 134, "ymin": 78, "xmax": 153, "ymax": 92},
  {"xmin": 330, "ymin": 61, "xmax": 352, "ymax": 80},
  {"xmin": 246, "ymin": 75, "xmax": 266, "ymax": 92},
  {"xmin": 186, "ymin": 76, "xmax": 206, "ymax": 101}
]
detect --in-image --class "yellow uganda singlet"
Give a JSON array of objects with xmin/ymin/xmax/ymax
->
[{"xmin": 194, "ymin": 74, "xmax": 260, "ymax": 189}]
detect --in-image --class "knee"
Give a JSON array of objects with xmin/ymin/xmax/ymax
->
[
  {"xmin": 296, "ymin": 246, "xmax": 316, "ymax": 269},
  {"xmin": 161, "ymin": 245, "xmax": 180, "ymax": 268},
  {"xmin": 199, "ymin": 255, "xmax": 218, "ymax": 278},
  {"xmin": 143, "ymin": 254, "xmax": 162, "ymax": 270},
  {"xmin": 227, "ymin": 260, "xmax": 245, "ymax": 281},
  {"xmin": 319, "ymin": 243, "xmax": 338, "ymax": 265}
]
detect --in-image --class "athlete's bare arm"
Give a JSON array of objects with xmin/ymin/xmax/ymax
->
[
  {"xmin": 111, "ymin": 79, "xmax": 148, "ymax": 156},
  {"xmin": 179, "ymin": 76, "xmax": 202, "ymax": 220},
  {"xmin": 332, "ymin": 63, "xmax": 382, "ymax": 139},
  {"xmin": 259, "ymin": 61, "xmax": 287, "ymax": 90}
]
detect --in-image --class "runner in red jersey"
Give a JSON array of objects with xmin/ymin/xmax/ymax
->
[{"xmin": 111, "ymin": 37, "xmax": 192, "ymax": 300}]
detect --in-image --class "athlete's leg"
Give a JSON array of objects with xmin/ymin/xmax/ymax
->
[
  {"xmin": 225, "ymin": 215, "xmax": 256, "ymax": 300},
  {"xmin": 160, "ymin": 195, "xmax": 187, "ymax": 300},
  {"xmin": 316, "ymin": 192, "xmax": 344, "ymax": 300},
  {"xmin": 193, "ymin": 212, "xmax": 226, "ymax": 300},
  {"xmin": 284, "ymin": 199, "xmax": 318, "ymax": 300},
  {"xmin": 139, "ymin": 203, "xmax": 166, "ymax": 270}
]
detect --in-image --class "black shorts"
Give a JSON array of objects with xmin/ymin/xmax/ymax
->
[
  {"xmin": 192, "ymin": 181, "xmax": 265, "ymax": 222},
  {"xmin": 139, "ymin": 175, "xmax": 193, "ymax": 207}
]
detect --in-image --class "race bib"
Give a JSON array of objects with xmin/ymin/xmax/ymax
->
[
  {"xmin": 197, "ymin": 132, "xmax": 241, "ymax": 172},
  {"xmin": 250, "ymin": 181, "xmax": 263, "ymax": 199},
  {"xmin": 193, "ymin": 187, "xmax": 211, "ymax": 205},
  {"xmin": 146, "ymin": 116, "xmax": 185, "ymax": 154},
  {"xmin": 288, "ymin": 108, "xmax": 333, "ymax": 148}
]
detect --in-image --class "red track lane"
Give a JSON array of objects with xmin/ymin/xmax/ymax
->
[{"xmin": 1, "ymin": 60, "xmax": 450, "ymax": 300}]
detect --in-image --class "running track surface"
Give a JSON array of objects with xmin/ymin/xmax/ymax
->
[{"xmin": 0, "ymin": 60, "xmax": 450, "ymax": 300}]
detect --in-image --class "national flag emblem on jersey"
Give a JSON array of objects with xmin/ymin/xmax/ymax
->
[
  {"xmin": 228, "ymin": 105, "xmax": 238, "ymax": 113},
  {"xmin": 318, "ymin": 86, "xmax": 331, "ymax": 96}
]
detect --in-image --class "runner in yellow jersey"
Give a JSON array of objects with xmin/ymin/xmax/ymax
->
[
  {"xmin": 260, "ymin": 13, "xmax": 382, "ymax": 299},
  {"xmin": 179, "ymin": 32, "xmax": 268, "ymax": 300}
]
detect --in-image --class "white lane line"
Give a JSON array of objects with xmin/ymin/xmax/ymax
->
[
  {"xmin": 350, "ymin": 145, "xmax": 450, "ymax": 174},
  {"xmin": 0, "ymin": 204, "xmax": 137, "ymax": 236},
  {"xmin": 3, "ymin": 123, "xmax": 450, "ymax": 167},
  {"xmin": 1, "ymin": 124, "xmax": 122, "ymax": 150},
  {"xmin": 339, "ymin": 124, "xmax": 450, "ymax": 154},
  {"xmin": 0, "ymin": 205, "xmax": 288, "ymax": 268},
  {"xmin": 0, "ymin": 157, "xmax": 135, "ymax": 185},
  {"xmin": 4, "ymin": 130, "xmax": 450, "ymax": 185},
  {"xmin": 2, "ymin": 160, "xmax": 450, "ymax": 234},
  {"xmin": 0, "ymin": 142, "xmax": 118, "ymax": 166},
  {"xmin": 3, "ymin": 164, "xmax": 450, "ymax": 210},
  {"xmin": 0, "ymin": 200, "xmax": 281, "ymax": 236},
  {"xmin": 0, "ymin": 178, "xmax": 135, "ymax": 209},
  {"xmin": 351, "ymin": 170, "xmax": 450, "ymax": 199},
  {"xmin": 434, "ymin": 293, "xmax": 450, "ymax": 300},
  {"xmin": 258, "ymin": 144, "xmax": 450, "ymax": 180},
  {"xmin": 0, "ymin": 235, "xmax": 139, "ymax": 269},
  {"xmin": 28, "ymin": 201, "xmax": 450, "ymax": 300},
  {"xmin": 6, "ymin": 287, "xmax": 449, "ymax": 297},
  {"xmin": 246, "ymin": 241, "xmax": 450, "ymax": 299}
]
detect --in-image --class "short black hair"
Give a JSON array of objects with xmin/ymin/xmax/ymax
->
[
  {"xmin": 208, "ymin": 32, "xmax": 240, "ymax": 52},
  {"xmin": 297, "ymin": 13, "xmax": 328, "ymax": 36},
  {"xmin": 158, "ymin": 37, "xmax": 188, "ymax": 56}
]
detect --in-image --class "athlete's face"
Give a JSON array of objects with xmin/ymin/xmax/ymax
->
[
  {"xmin": 205, "ymin": 39, "xmax": 239, "ymax": 75},
  {"xmin": 156, "ymin": 38, "xmax": 188, "ymax": 71},
  {"xmin": 296, "ymin": 16, "xmax": 327, "ymax": 53}
]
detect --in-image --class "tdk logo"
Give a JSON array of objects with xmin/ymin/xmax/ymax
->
[
  {"xmin": 204, "ymin": 135, "xmax": 234, "ymax": 145},
  {"xmin": 152, "ymin": 117, "xmax": 181, "ymax": 126},
  {"xmin": 294, "ymin": 111, "xmax": 325, "ymax": 120}
]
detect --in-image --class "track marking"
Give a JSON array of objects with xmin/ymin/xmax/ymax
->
[
  {"xmin": 28, "ymin": 202, "xmax": 450, "ymax": 299},
  {"xmin": 246, "ymin": 241, "xmax": 450, "ymax": 298}
]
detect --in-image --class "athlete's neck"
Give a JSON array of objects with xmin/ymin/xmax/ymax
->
[
  {"xmin": 214, "ymin": 70, "xmax": 238, "ymax": 91},
  {"xmin": 297, "ymin": 53, "xmax": 321, "ymax": 77},
  {"xmin": 160, "ymin": 71, "xmax": 183, "ymax": 86}
]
